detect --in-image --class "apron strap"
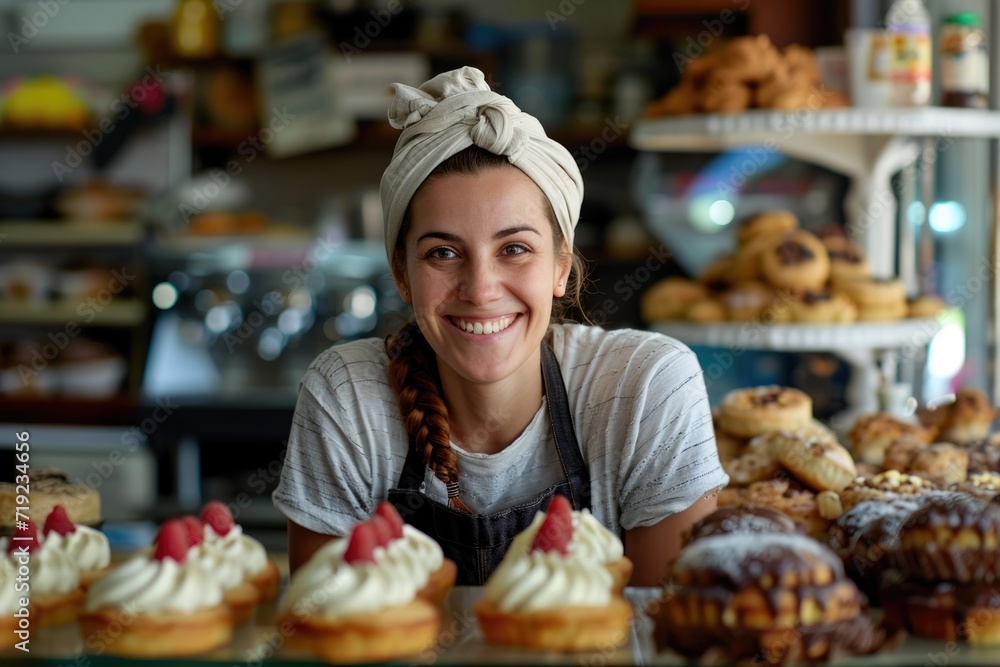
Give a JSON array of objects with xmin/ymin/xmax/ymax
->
[{"xmin": 540, "ymin": 340, "xmax": 591, "ymax": 511}]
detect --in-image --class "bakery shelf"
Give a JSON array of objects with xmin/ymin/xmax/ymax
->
[
  {"xmin": 0, "ymin": 299, "xmax": 146, "ymax": 327},
  {"xmin": 648, "ymin": 318, "xmax": 942, "ymax": 352},
  {"xmin": 630, "ymin": 107, "xmax": 1000, "ymax": 279},
  {"xmin": 18, "ymin": 586, "xmax": 1000, "ymax": 666},
  {"xmin": 0, "ymin": 220, "xmax": 145, "ymax": 247}
]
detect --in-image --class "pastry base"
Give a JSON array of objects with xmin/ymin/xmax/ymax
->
[
  {"xmin": 475, "ymin": 596, "xmax": 632, "ymax": 651},
  {"xmin": 249, "ymin": 559, "xmax": 281, "ymax": 603},
  {"xmin": 78, "ymin": 605, "xmax": 233, "ymax": 657},
  {"xmin": 280, "ymin": 599, "xmax": 439, "ymax": 663},
  {"xmin": 881, "ymin": 579, "xmax": 1000, "ymax": 644},
  {"xmin": 35, "ymin": 588, "xmax": 85, "ymax": 629},
  {"xmin": 224, "ymin": 582, "xmax": 261, "ymax": 625},
  {"xmin": 608, "ymin": 557, "xmax": 634, "ymax": 595},
  {"xmin": 418, "ymin": 558, "xmax": 457, "ymax": 606}
]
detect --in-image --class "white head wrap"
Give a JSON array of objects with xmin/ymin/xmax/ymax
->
[{"xmin": 379, "ymin": 66, "xmax": 584, "ymax": 266}]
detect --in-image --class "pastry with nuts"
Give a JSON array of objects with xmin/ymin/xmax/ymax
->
[{"xmin": 838, "ymin": 470, "xmax": 938, "ymax": 511}]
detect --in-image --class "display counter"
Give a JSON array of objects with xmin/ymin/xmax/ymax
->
[{"xmin": 13, "ymin": 586, "xmax": 1000, "ymax": 666}]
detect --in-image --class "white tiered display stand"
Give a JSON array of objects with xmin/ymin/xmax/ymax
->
[{"xmin": 630, "ymin": 107, "xmax": 1000, "ymax": 424}]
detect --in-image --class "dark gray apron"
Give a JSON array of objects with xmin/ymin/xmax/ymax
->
[{"xmin": 388, "ymin": 342, "xmax": 591, "ymax": 585}]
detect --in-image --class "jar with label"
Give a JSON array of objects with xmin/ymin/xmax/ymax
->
[
  {"xmin": 886, "ymin": 0, "xmax": 932, "ymax": 106},
  {"xmin": 940, "ymin": 13, "xmax": 989, "ymax": 108}
]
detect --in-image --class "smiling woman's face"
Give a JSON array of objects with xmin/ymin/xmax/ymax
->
[{"xmin": 397, "ymin": 167, "xmax": 572, "ymax": 387}]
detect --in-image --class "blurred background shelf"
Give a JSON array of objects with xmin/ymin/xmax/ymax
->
[
  {"xmin": 0, "ymin": 299, "xmax": 147, "ymax": 327},
  {"xmin": 0, "ymin": 220, "xmax": 145, "ymax": 247},
  {"xmin": 647, "ymin": 318, "xmax": 943, "ymax": 351}
]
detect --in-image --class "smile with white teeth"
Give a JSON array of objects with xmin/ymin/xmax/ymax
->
[{"xmin": 451, "ymin": 315, "xmax": 515, "ymax": 335}]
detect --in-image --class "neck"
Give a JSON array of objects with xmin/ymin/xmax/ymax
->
[{"xmin": 438, "ymin": 348, "xmax": 544, "ymax": 455}]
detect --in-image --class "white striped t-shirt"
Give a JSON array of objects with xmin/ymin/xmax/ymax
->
[{"xmin": 272, "ymin": 322, "xmax": 729, "ymax": 538}]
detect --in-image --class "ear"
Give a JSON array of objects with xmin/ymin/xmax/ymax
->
[
  {"xmin": 553, "ymin": 242, "xmax": 573, "ymax": 298},
  {"xmin": 393, "ymin": 267, "xmax": 412, "ymax": 304}
]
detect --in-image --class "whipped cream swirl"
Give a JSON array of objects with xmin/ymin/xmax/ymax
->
[
  {"xmin": 15, "ymin": 537, "xmax": 80, "ymax": 596},
  {"xmin": 510, "ymin": 508, "xmax": 624, "ymax": 564},
  {"xmin": 280, "ymin": 539, "xmax": 417, "ymax": 619},
  {"xmin": 382, "ymin": 526, "xmax": 444, "ymax": 588},
  {"xmin": 482, "ymin": 549, "xmax": 612, "ymax": 612},
  {"xmin": 44, "ymin": 526, "xmax": 111, "ymax": 574},
  {"xmin": 204, "ymin": 524, "xmax": 268, "ymax": 577},
  {"xmin": 85, "ymin": 555, "xmax": 223, "ymax": 614},
  {"xmin": 0, "ymin": 557, "xmax": 21, "ymax": 614}
]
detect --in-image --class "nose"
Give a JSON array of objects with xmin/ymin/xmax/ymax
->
[{"xmin": 457, "ymin": 256, "xmax": 502, "ymax": 305}]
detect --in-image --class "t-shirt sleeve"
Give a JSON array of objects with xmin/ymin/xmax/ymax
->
[
  {"xmin": 616, "ymin": 340, "xmax": 729, "ymax": 529},
  {"xmin": 272, "ymin": 356, "xmax": 379, "ymax": 536}
]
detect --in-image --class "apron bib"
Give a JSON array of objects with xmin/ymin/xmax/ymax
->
[{"xmin": 387, "ymin": 341, "xmax": 591, "ymax": 585}]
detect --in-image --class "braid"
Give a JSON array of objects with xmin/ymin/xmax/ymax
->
[{"xmin": 386, "ymin": 322, "xmax": 473, "ymax": 513}]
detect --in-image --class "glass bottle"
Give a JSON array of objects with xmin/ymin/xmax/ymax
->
[
  {"xmin": 886, "ymin": 0, "xmax": 932, "ymax": 107},
  {"xmin": 940, "ymin": 13, "xmax": 989, "ymax": 109}
]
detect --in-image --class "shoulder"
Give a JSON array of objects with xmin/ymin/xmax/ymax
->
[
  {"xmin": 303, "ymin": 337, "xmax": 391, "ymax": 394},
  {"xmin": 550, "ymin": 322, "xmax": 700, "ymax": 384}
]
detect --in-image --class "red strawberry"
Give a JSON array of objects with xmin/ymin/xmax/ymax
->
[
  {"xmin": 369, "ymin": 515, "xmax": 393, "ymax": 548},
  {"xmin": 153, "ymin": 520, "xmax": 189, "ymax": 563},
  {"xmin": 531, "ymin": 496, "xmax": 573, "ymax": 555},
  {"xmin": 546, "ymin": 494, "xmax": 573, "ymax": 521},
  {"xmin": 180, "ymin": 515, "xmax": 204, "ymax": 547},
  {"xmin": 374, "ymin": 502, "xmax": 404, "ymax": 540},
  {"xmin": 7, "ymin": 520, "xmax": 39, "ymax": 554},
  {"xmin": 343, "ymin": 522, "xmax": 377, "ymax": 565},
  {"xmin": 43, "ymin": 505, "xmax": 77, "ymax": 537},
  {"xmin": 200, "ymin": 501, "xmax": 234, "ymax": 537}
]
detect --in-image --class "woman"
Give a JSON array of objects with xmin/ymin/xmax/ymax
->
[{"xmin": 273, "ymin": 67, "xmax": 728, "ymax": 586}]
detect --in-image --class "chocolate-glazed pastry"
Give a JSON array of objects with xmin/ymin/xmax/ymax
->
[
  {"xmin": 828, "ymin": 497, "xmax": 926, "ymax": 601},
  {"xmin": 895, "ymin": 491, "xmax": 1000, "ymax": 584},
  {"xmin": 966, "ymin": 435, "xmax": 1000, "ymax": 474},
  {"xmin": 880, "ymin": 579, "xmax": 1000, "ymax": 644},
  {"xmin": 652, "ymin": 533, "xmax": 893, "ymax": 665},
  {"xmin": 687, "ymin": 506, "xmax": 799, "ymax": 544}
]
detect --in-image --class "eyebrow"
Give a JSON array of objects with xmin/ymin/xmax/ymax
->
[{"xmin": 415, "ymin": 226, "xmax": 542, "ymax": 244}]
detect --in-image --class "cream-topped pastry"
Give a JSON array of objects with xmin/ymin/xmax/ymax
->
[
  {"xmin": 78, "ymin": 519, "xmax": 234, "ymax": 657},
  {"xmin": 508, "ymin": 503, "xmax": 632, "ymax": 592},
  {"xmin": 0, "ymin": 556, "xmax": 18, "ymax": 648},
  {"xmin": 372, "ymin": 502, "xmax": 455, "ymax": 604},
  {"xmin": 475, "ymin": 495, "xmax": 633, "ymax": 651},
  {"xmin": 482, "ymin": 549, "xmax": 612, "ymax": 612},
  {"xmin": 200, "ymin": 502, "xmax": 280, "ymax": 603},
  {"xmin": 279, "ymin": 516, "xmax": 440, "ymax": 663},
  {"xmin": 42, "ymin": 505, "xmax": 110, "ymax": 586},
  {"xmin": 5, "ymin": 519, "xmax": 84, "ymax": 629}
]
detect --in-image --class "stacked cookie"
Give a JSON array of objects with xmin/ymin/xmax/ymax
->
[
  {"xmin": 644, "ymin": 35, "xmax": 849, "ymax": 116},
  {"xmin": 651, "ymin": 506, "xmax": 893, "ymax": 665},
  {"xmin": 640, "ymin": 211, "xmax": 945, "ymax": 325}
]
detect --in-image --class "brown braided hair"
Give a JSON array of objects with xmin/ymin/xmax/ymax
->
[{"xmin": 385, "ymin": 146, "xmax": 588, "ymax": 512}]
